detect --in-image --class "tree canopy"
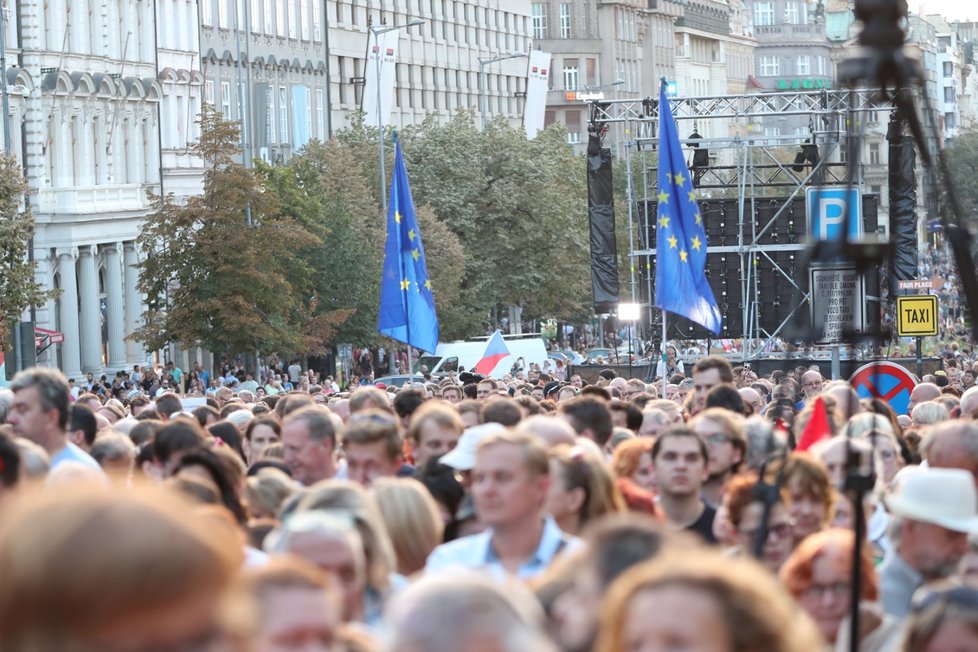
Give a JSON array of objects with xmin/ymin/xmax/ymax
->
[
  {"xmin": 136, "ymin": 107, "xmax": 597, "ymax": 357},
  {"xmin": 0, "ymin": 153, "xmax": 58, "ymax": 345}
]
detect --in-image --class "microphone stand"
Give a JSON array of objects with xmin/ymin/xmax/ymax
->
[{"xmin": 816, "ymin": 2, "xmax": 978, "ymax": 650}]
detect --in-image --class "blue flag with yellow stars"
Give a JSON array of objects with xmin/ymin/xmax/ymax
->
[
  {"xmin": 654, "ymin": 80, "xmax": 722, "ymax": 335},
  {"xmin": 377, "ymin": 135, "xmax": 440, "ymax": 353}
]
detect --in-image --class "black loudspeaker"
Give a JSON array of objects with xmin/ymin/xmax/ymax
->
[{"xmin": 587, "ymin": 134, "xmax": 619, "ymax": 314}]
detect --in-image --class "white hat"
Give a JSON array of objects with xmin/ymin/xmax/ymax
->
[
  {"xmin": 439, "ymin": 423, "xmax": 506, "ymax": 471},
  {"xmin": 884, "ymin": 467, "xmax": 978, "ymax": 533}
]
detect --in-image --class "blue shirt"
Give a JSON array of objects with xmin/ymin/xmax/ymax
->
[
  {"xmin": 50, "ymin": 442, "xmax": 103, "ymax": 472},
  {"xmin": 425, "ymin": 516, "xmax": 580, "ymax": 581}
]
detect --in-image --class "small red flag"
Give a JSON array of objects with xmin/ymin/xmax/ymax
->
[{"xmin": 796, "ymin": 396, "xmax": 831, "ymax": 451}]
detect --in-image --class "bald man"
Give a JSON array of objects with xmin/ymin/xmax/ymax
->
[
  {"xmin": 922, "ymin": 421, "xmax": 978, "ymax": 487},
  {"xmin": 908, "ymin": 382, "xmax": 941, "ymax": 414}
]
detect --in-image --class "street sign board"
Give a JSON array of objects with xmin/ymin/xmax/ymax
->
[
  {"xmin": 849, "ymin": 361, "xmax": 918, "ymax": 416},
  {"xmin": 806, "ymin": 187, "xmax": 862, "ymax": 241},
  {"xmin": 896, "ymin": 295, "xmax": 939, "ymax": 337},
  {"xmin": 809, "ymin": 265, "xmax": 865, "ymax": 344},
  {"xmin": 897, "ymin": 279, "xmax": 934, "ymax": 291}
]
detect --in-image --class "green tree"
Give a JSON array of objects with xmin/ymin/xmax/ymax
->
[
  {"xmin": 0, "ymin": 152, "xmax": 59, "ymax": 344},
  {"xmin": 133, "ymin": 106, "xmax": 340, "ymax": 356},
  {"xmin": 269, "ymin": 137, "xmax": 467, "ymax": 345},
  {"xmin": 397, "ymin": 113, "xmax": 592, "ymax": 328}
]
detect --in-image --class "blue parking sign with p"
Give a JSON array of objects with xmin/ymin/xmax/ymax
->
[{"xmin": 806, "ymin": 188, "xmax": 862, "ymax": 241}]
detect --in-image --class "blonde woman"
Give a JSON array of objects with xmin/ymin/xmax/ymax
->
[
  {"xmin": 595, "ymin": 550, "xmax": 823, "ymax": 652},
  {"xmin": 372, "ymin": 477, "xmax": 444, "ymax": 576},
  {"xmin": 296, "ymin": 480, "xmax": 403, "ymax": 626},
  {"xmin": 545, "ymin": 444, "xmax": 625, "ymax": 536}
]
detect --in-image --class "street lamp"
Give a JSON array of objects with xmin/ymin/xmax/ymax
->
[
  {"xmin": 370, "ymin": 18, "xmax": 425, "ymax": 212},
  {"xmin": 582, "ymin": 79, "xmax": 625, "ymax": 94},
  {"xmin": 478, "ymin": 51, "xmax": 527, "ymax": 130}
]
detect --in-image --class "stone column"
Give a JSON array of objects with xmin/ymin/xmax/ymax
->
[
  {"xmin": 77, "ymin": 245, "xmax": 102, "ymax": 373},
  {"xmin": 104, "ymin": 243, "xmax": 127, "ymax": 369},
  {"xmin": 57, "ymin": 249, "xmax": 82, "ymax": 380},
  {"xmin": 78, "ymin": 109, "xmax": 95, "ymax": 186},
  {"xmin": 124, "ymin": 242, "xmax": 144, "ymax": 363}
]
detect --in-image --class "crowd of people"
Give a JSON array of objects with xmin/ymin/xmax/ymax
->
[{"xmin": 1, "ymin": 352, "xmax": 978, "ymax": 651}]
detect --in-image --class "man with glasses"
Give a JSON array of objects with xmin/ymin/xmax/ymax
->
[
  {"xmin": 799, "ymin": 370, "xmax": 823, "ymax": 408},
  {"xmin": 690, "ymin": 408, "xmax": 746, "ymax": 508}
]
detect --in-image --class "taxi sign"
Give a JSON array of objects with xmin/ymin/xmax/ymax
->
[{"xmin": 896, "ymin": 295, "xmax": 939, "ymax": 337}]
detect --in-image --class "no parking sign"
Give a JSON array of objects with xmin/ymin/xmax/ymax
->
[{"xmin": 848, "ymin": 362, "xmax": 919, "ymax": 416}]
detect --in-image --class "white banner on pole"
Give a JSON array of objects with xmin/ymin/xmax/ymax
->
[
  {"xmin": 523, "ymin": 50, "xmax": 552, "ymax": 139},
  {"xmin": 363, "ymin": 28, "xmax": 401, "ymax": 128}
]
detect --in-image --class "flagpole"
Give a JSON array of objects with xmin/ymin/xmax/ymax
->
[{"xmin": 662, "ymin": 310, "xmax": 668, "ymax": 399}]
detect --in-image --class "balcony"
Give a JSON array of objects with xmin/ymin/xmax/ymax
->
[{"xmin": 36, "ymin": 184, "xmax": 157, "ymax": 217}]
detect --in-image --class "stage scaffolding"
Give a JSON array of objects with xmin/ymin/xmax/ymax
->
[{"xmin": 590, "ymin": 88, "xmax": 893, "ymax": 359}]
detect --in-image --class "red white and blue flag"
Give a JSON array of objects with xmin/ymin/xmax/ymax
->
[{"xmin": 472, "ymin": 330, "xmax": 510, "ymax": 376}]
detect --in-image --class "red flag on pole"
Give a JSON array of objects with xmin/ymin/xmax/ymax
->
[{"xmin": 796, "ymin": 396, "xmax": 832, "ymax": 452}]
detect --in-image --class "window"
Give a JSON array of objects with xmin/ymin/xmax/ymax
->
[
  {"xmin": 566, "ymin": 110, "xmax": 581, "ymax": 144},
  {"xmin": 563, "ymin": 58, "xmax": 579, "ymax": 91},
  {"xmin": 264, "ymin": 0, "xmax": 272, "ymax": 34},
  {"xmin": 276, "ymin": 0, "xmax": 285, "ymax": 36},
  {"xmin": 754, "ymin": 2, "xmax": 774, "ymax": 26},
  {"xmin": 869, "ymin": 143, "xmax": 880, "ymax": 165},
  {"xmin": 316, "ymin": 89, "xmax": 325, "ymax": 138},
  {"xmin": 202, "ymin": 0, "xmax": 213, "ymax": 26},
  {"xmin": 237, "ymin": 81, "xmax": 248, "ymax": 130},
  {"xmin": 784, "ymin": 1, "xmax": 798, "ymax": 24},
  {"xmin": 220, "ymin": 81, "xmax": 231, "ymax": 116},
  {"xmin": 559, "ymin": 3, "xmax": 571, "ymax": 39},
  {"xmin": 312, "ymin": 0, "xmax": 321, "ymax": 40},
  {"xmin": 300, "ymin": 0, "xmax": 310, "ymax": 39},
  {"xmin": 796, "ymin": 55, "xmax": 810, "ymax": 75},
  {"xmin": 944, "ymin": 61, "xmax": 953, "ymax": 77},
  {"xmin": 759, "ymin": 55, "xmax": 779, "ymax": 76},
  {"xmin": 288, "ymin": 0, "xmax": 297, "ymax": 38},
  {"xmin": 251, "ymin": 0, "xmax": 260, "ymax": 32},
  {"xmin": 279, "ymin": 86, "xmax": 288, "ymax": 144},
  {"xmin": 218, "ymin": 0, "xmax": 229, "ymax": 28},
  {"xmin": 531, "ymin": 3, "xmax": 546, "ymax": 40},
  {"xmin": 817, "ymin": 55, "xmax": 827, "ymax": 76},
  {"xmin": 944, "ymin": 87, "xmax": 955, "ymax": 103},
  {"xmin": 267, "ymin": 87, "xmax": 276, "ymax": 142},
  {"xmin": 204, "ymin": 80, "xmax": 215, "ymax": 105},
  {"xmin": 946, "ymin": 112, "xmax": 956, "ymax": 129}
]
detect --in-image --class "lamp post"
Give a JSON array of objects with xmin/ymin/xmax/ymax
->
[
  {"xmin": 618, "ymin": 302, "xmax": 641, "ymax": 378},
  {"xmin": 478, "ymin": 51, "xmax": 527, "ymax": 130},
  {"xmin": 581, "ymin": 79, "xmax": 625, "ymax": 95},
  {"xmin": 370, "ymin": 18, "xmax": 424, "ymax": 212}
]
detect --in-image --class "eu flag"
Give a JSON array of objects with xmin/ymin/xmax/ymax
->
[
  {"xmin": 654, "ymin": 80, "xmax": 722, "ymax": 335},
  {"xmin": 377, "ymin": 135, "xmax": 440, "ymax": 353}
]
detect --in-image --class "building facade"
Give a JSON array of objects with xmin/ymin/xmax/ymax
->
[
  {"xmin": 198, "ymin": 0, "xmax": 331, "ymax": 167},
  {"xmin": 5, "ymin": 0, "xmax": 161, "ymax": 379},
  {"xmin": 534, "ymin": 0, "xmax": 685, "ymax": 153},
  {"xmin": 328, "ymin": 0, "xmax": 532, "ymax": 132}
]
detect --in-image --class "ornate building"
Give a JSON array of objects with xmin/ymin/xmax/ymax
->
[{"xmin": 4, "ymin": 0, "xmax": 161, "ymax": 379}]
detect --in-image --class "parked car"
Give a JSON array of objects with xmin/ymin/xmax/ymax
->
[{"xmin": 372, "ymin": 375, "xmax": 420, "ymax": 388}]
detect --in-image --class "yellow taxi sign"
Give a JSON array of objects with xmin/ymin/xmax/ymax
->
[{"xmin": 896, "ymin": 295, "xmax": 939, "ymax": 337}]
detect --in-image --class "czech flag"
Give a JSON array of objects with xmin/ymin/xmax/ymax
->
[
  {"xmin": 796, "ymin": 396, "xmax": 832, "ymax": 452},
  {"xmin": 473, "ymin": 330, "xmax": 510, "ymax": 376}
]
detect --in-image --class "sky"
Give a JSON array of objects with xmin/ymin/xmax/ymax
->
[{"xmin": 909, "ymin": 0, "xmax": 976, "ymax": 22}]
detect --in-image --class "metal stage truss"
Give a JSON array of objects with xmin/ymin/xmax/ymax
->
[{"xmin": 593, "ymin": 88, "xmax": 892, "ymax": 359}]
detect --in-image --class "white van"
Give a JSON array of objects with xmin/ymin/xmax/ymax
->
[{"xmin": 413, "ymin": 335, "xmax": 550, "ymax": 379}]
